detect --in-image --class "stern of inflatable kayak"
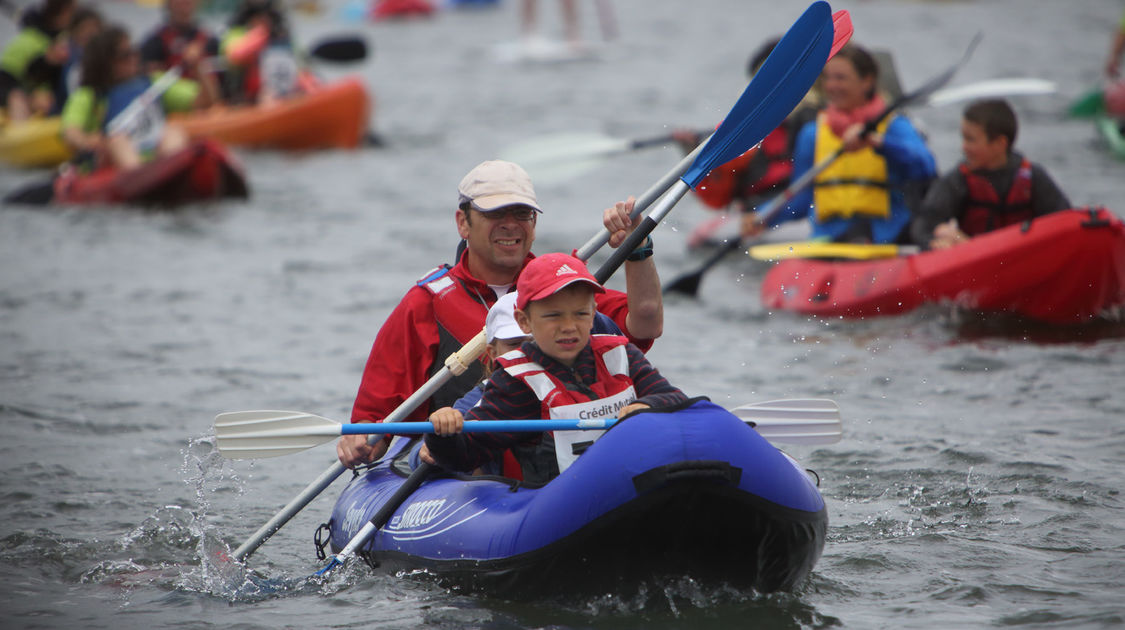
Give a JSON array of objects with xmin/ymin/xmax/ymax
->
[{"xmin": 325, "ymin": 400, "xmax": 827, "ymax": 595}]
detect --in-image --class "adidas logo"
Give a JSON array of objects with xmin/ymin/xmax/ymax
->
[{"xmin": 556, "ymin": 264, "xmax": 578, "ymax": 276}]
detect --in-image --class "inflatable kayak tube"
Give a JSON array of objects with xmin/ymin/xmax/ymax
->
[
  {"xmin": 170, "ymin": 78, "xmax": 369, "ymax": 150},
  {"xmin": 53, "ymin": 138, "xmax": 248, "ymax": 205},
  {"xmin": 325, "ymin": 399, "xmax": 828, "ymax": 596},
  {"xmin": 761, "ymin": 208, "xmax": 1125, "ymax": 324}
]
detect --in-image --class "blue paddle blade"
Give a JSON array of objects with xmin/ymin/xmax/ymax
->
[{"xmin": 681, "ymin": 1, "xmax": 834, "ymax": 188}]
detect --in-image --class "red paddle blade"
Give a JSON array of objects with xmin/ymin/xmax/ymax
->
[{"xmin": 830, "ymin": 10, "xmax": 853, "ymax": 59}]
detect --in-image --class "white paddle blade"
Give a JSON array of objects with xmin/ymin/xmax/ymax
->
[
  {"xmin": 926, "ymin": 78, "xmax": 1057, "ymax": 108},
  {"xmin": 499, "ymin": 132, "xmax": 631, "ymax": 184},
  {"xmin": 730, "ymin": 398, "xmax": 842, "ymax": 445},
  {"xmin": 214, "ymin": 410, "xmax": 344, "ymax": 459}
]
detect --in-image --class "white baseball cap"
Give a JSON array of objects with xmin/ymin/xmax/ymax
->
[{"xmin": 486, "ymin": 292, "xmax": 527, "ymax": 343}]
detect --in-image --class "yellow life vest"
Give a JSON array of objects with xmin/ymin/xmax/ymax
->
[{"xmin": 812, "ymin": 113, "xmax": 892, "ymax": 221}]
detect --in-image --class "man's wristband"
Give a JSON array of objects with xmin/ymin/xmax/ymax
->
[{"xmin": 626, "ymin": 235, "xmax": 654, "ymax": 261}]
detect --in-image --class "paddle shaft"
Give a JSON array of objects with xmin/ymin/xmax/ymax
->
[
  {"xmin": 234, "ymin": 418, "xmax": 619, "ymax": 439},
  {"xmin": 318, "ymin": 462, "xmax": 437, "ymax": 575},
  {"xmin": 574, "ymin": 140, "xmax": 705, "ymax": 260},
  {"xmin": 105, "ymin": 66, "xmax": 184, "ymax": 137}
]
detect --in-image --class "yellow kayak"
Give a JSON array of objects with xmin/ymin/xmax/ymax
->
[{"xmin": 0, "ymin": 116, "xmax": 72, "ymax": 168}]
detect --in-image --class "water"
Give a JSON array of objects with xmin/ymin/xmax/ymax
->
[{"xmin": 2, "ymin": 0, "xmax": 1124, "ymax": 627}]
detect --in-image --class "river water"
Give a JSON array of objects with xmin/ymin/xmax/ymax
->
[{"xmin": 2, "ymin": 0, "xmax": 1123, "ymax": 628}]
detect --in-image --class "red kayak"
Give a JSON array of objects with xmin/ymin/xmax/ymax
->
[
  {"xmin": 371, "ymin": 0, "xmax": 434, "ymax": 20},
  {"xmin": 761, "ymin": 208, "xmax": 1125, "ymax": 324},
  {"xmin": 52, "ymin": 139, "xmax": 249, "ymax": 205}
]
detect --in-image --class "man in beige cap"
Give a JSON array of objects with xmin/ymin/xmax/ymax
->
[{"xmin": 338, "ymin": 160, "xmax": 664, "ymax": 467}]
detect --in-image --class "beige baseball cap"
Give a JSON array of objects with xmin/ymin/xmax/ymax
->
[{"xmin": 457, "ymin": 160, "xmax": 542, "ymax": 213}]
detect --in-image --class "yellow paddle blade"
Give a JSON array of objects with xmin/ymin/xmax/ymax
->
[{"xmin": 749, "ymin": 241, "xmax": 915, "ymax": 261}]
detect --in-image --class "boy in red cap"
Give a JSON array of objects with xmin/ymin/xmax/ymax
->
[{"xmin": 421, "ymin": 253, "xmax": 687, "ymax": 483}]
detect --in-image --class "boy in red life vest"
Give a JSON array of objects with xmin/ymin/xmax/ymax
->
[
  {"xmin": 910, "ymin": 98, "xmax": 1071, "ymax": 249},
  {"xmin": 420, "ymin": 253, "xmax": 687, "ymax": 484}
]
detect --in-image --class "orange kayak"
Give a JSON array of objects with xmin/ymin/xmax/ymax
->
[{"xmin": 170, "ymin": 78, "xmax": 370, "ymax": 150}]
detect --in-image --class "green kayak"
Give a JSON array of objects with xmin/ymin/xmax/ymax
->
[
  {"xmin": 1096, "ymin": 115, "xmax": 1125, "ymax": 160},
  {"xmin": 1069, "ymin": 87, "xmax": 1104, "ymax": 118}
]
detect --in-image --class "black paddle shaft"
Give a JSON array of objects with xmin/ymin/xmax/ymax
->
[
  {"xmin": 594, "ymin": 214, "xmax": 660, "ymax": 284},
  {"xmin": 361, "ymin": 462, "xmax": 436, "ymax": 535}
]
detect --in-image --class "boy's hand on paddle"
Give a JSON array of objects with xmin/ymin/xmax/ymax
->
[
  {"xmin": 419, "ymin": 408, "xmax": 464, "ymax": 467},
  {"xmin": 617, "ymin": 402, "xmax": 651, "ymax": 419},
  {"xmin": 604, "ymin": 196, "xmax": 638, "ymax": 248},
  {"xmin": 429, "ymin": 407, "xmax": 464, "ymax": 436}
]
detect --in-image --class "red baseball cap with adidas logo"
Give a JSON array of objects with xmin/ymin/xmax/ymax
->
[{"xmin": 516, "ymin": 253, "xmax": 605, "ymax": 311}]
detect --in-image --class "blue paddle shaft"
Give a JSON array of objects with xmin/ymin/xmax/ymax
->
[{"xmin": 340, "ymin": 418, "xmax": 617, "ymax": 434}]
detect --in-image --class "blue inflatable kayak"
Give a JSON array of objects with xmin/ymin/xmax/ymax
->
[{"xmin": 323, "ymin": 400, "xmax": 828, "ymax": 594}]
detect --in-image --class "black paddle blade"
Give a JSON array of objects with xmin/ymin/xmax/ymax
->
[
  {"xmin": 663, "ymin": 238, "xmax": 743, "ymax": 297},
  {"xmin": 663, "ymin": 271, "xmax": 703, "ymax": 297},
  {"xmin": 308, "ymin": 36, "xmax": 369, "ymax": 63}
]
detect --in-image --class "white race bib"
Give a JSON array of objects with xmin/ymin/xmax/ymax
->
[
  {"xmin": 261, "ymin": 47, "xmax": 299, "ymax": 97},
  {"xmin": 124, "ymin": 99, "xmax": 165, "ymax": 153},
  {"xmin": 549, "ymin": 386, "xmax": 635, "ymax": 473}
]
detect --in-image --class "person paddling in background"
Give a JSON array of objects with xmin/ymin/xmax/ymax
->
[
  {"xmin": 0, "ymin": 0, "xmax": 75, "ymax": 121},
  {"xmin": 910, "ymin": 99, "xmax": 1070, "ymax": 249},
  {"xmin": 59, "ymin": 25, "xmax": 219, "ymax": 171},
  {"xmin": 222, "ymin": 0, "xmax": 307, "ymax": 105},
  {"xmin": 672, "ymin": 37, "xmax": 822, "ymax": 239},
  {"xmin": 54, "ymin": 6, "xmax": 102, "ymax": 112},
  {"xmin": 743, "ymin": 44, "xmax": 936, "ymax": 244},
  {"xmin": 139, "ymin": 0, "xmax": 224, "ymax": 104},
  {"xmin": 420, "ymin": 253, "xmax": 688, "ymax": 483},
  {"xmin": 337, "ymin": 160, "xmax": 665, "ymax": 468}
]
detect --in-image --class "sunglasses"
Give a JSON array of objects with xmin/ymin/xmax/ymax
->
[{"xmin": 474, "ymin": 206, "xmax": 537, "ymax": 222}]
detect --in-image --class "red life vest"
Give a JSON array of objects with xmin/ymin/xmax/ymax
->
[
  {"xmin": 496, "ymin": 335, "xmax": 635, "ymax": 418},
  {"xmin": 959, "ymin": 158, "xmax": 1034, "ymax": 236},
  {"xmin": 741, "ymin": 124, "xmax": 794, "ymax": 197},
  {"xmin": 497, "ymin": 335, "xmax": 636, "ymax": 476},
  {"xmin": 416, "ymin": 265, "xmax": 493, "ymax": 411},
  {"xmin": 156, "ymin": 25, "xmax": 211, "ymax": 80},
  {"xmin": 694, "ymin": 123, "xmax": 794, "ymax": 210}
]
